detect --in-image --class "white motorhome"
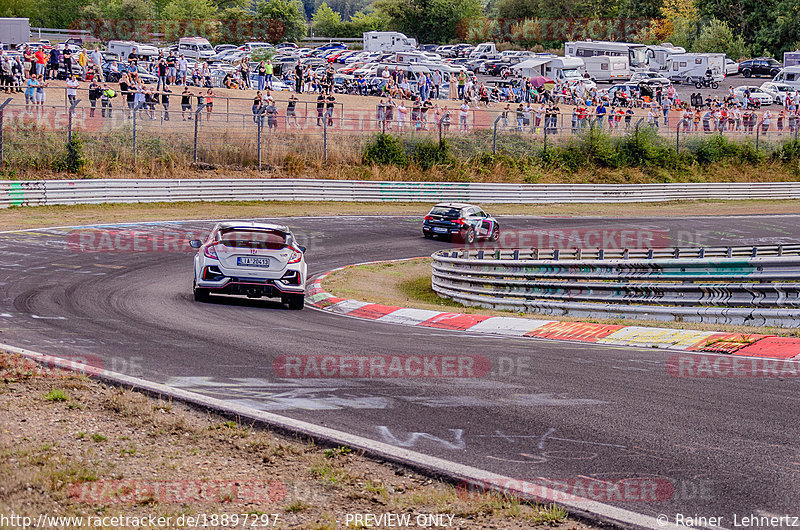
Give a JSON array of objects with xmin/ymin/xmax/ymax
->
[
  {"xmin": 178, "ymin": 37, "xmax": 214, "ymax": 60},
  {"xmin": 646, "ymin": 43, "xmax": 686, "ymax": 70},
  {"xmin": 564, "ymin": 40, "xmax": 648, "ymax": 70},
  {"xmin": 469, "ymin": 42, "xmax": 498, "ymax": 59},
  {"xmin": 544, "ymin": 57, "xmax": 585, "ymax": 83},
  {"xmin": 363, "ymin": 31, "xmax": 416, "ymax": 53},
  {"xmin": 394, "ymin": 50, "xmax": 428, "ymax": 64},
  {"xmin": 661, "ymin": 53, "xmax": 725, "ymax": 82},
  {"xmin": 582, "ymin": 55, "xmax": 629, "ymax": 83},
  {"xmin": 108, "ymin": 40, "xmax": 159, "ymax": 60},
  {"xmin": 773, "ymin": 66, "xmax": 800, "ymax": 90}
]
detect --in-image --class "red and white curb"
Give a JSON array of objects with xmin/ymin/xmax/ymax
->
[{"xmin": 308, "ymin": 259, "xmax": 800, "ymax": 361}]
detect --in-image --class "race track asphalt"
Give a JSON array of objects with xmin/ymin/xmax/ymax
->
[{"xmin": 2, "ymin": 213, "xmax": 800, "ymax": 527}]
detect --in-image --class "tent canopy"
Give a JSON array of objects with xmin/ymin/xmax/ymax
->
[{"xmin": 510, "ymin": 57, "xmax": 551, "ymax": 78}]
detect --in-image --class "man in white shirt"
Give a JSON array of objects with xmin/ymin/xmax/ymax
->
[
  {"xmin": 66, "ymin": 75, "xmax": 79, "ymax": 109},
  {"xmin": 177, "ymin": 55, "xmax": 188, "ymax": 85},
  {"xmin": 90, "ymin": 48, "xmax": 103, "ymax": 81},
  {"xmin": 431, "ymin": 70, "xmax": 441, "ymax": 99},
  {"xmin": 459, "ymin": 101, "xmax": 469, "ymax": 131}
]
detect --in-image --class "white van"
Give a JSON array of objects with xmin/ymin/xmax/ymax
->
[
  {"xmin": 469, "ymin": 42, "xmax": 498, "ymax": 60},
  {"xmin": 362, "ymin": 31, "xmax": 416, "ymax": 53},
  {"xmin": 543, "ymin": 57, "xmax": 585, "ymax": 83},
  {"xmin": 581, "ymin": 55, "xmax": 630, "ymax": 83},
  {"xmin": 178, "ymin": 37, "xmax": 215, "ymax": 61},
  {"xmin": 108, "ymin": 40, "xmax": 159, "ymax": 61},
  {"xmin": 772, "ymin": 66, "xmax": 800, "ymax": 90}
]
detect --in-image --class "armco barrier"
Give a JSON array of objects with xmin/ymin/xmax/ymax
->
[
  {"xmin": 4, "ymin": 179, "xmax": 800, "ymax": 207},
  {"xmin": 431, "ymin": 246, "xmax": 800, "ymax": 328}
]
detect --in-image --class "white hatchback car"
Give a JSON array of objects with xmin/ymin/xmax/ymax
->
[{"xmin": 190, "ymin": 222, "xmax": 307, "ymax": 309}]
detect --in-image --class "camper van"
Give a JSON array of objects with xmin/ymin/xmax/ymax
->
[
  {"xmin": 773, "ymin": 66, "xmax": 800, "ymax": 90},
  {"xmin": 178, "ymin": 37, "xmax": 215, "ymax": 60},
  {"xmin": 362, "ymin": 31, "xmax": 416, "ymax": 53},
  {"xmin": 661, "ymin": 53, "xmax": 725, "ymax": 82},
  {"xmin": 543, "ymin": 57, "xmax": 586, "ymax": 83},
  {"xmin": 581, "ymin": 55, "xmax": 629, "ymax": 83},
  {"xmin": 469, "ymin": 42, "xmax": 498, "ymax": 60},
  {"xmin": 564, "ymin": 40, "xmax": 648, "ymax": 70},
  {"xmin": 646, "ymin": 44, "xmax": 686, "ymax": 70},
  {"xmin": 108, "ymin": 40, "xmax": 158, "ymax": 61}
]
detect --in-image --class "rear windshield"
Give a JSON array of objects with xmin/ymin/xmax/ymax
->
[
  {"xmin": 218, "ymin": 229, "xmax": 287, "ymax": 249},
  {"xmin": 429, "ymin": 206, "xmax": 462, "ymax": 218}
]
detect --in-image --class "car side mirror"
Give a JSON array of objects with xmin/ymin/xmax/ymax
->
[
  {"xmin": 189, "ymin": 240, "xmax": 203, "ymax": 248},
  {"xmin": 298, "ymin": 245, "xmax": 307, "ymax": 253}
]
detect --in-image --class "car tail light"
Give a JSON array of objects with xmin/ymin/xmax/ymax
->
[
  {"xmin": 288, "ymin": 248, "xmax": 303, "ymax": 263},
  {"xmin": 203, "ymin": 243, "xmax": 218, "ymax": 259},
  {"xmin": 424, "ymin": 215, "xmax": 434, "ymax": 220},
  {"xmin": 453, "ymin": 218, "xmax": 466, "ymax": 225}
]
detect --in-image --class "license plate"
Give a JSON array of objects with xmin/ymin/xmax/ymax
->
[
  {"xmin": 237, "ymin": 256, "xmax": 270, "ymax": 267},
  {"xmin": 433, "ymin": 227, "xmax": 448, "ymax": 233}
]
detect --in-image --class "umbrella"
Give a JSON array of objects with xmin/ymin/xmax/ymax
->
[{"xmin": 530, "ymin": 75, "xmax": 554, "ymax": 88}]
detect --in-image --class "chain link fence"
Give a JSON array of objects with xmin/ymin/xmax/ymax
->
[{"xmin": 1, "ymin": 92, "xmax": 799, "ymax": 175}]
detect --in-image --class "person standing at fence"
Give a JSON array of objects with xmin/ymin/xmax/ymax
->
[
  {"xmin": 87, "ymin": 79, "xmax": 100, "ymax": 117},
  {"xmin": 66, "ymin": 74, "xmax": 79, "ymax": 111},
  {"xmin": 62, "ymin": 46, "xmax": 73, "ymax": 78},
  {"xmin": 294, "ymin": 63, "xmax": 303, "ymax": 93},
  {"xmin": 762, "ymin": 110, "xmax": 772, "ymax": 133},
  {"xmin": 181, "ymin": 87, "xmax": 193, "ymax": 120},
  {"xmin": 286, "ymin": 94, "xmax": 299, "ymax": 128},
  {"xmin": 239, "ymin": 58, "xmax": 250, "ymax": 90},
  {"xmin": 205, "ymin": 89, "xmax": 213, "ymax": 119},
  {"xmin": 459, "ymin": 100, "xmax": 470, "ymax": 132},
  {"xmin": 34, "ymin": 48, "xmax": 46, "ymax": 77},
  {"xmin": 23, "ymin": 47, "xmax": 33, "ymax": 79},
  {"xmin": 264, "ymin": 60, "xmax": 274, "ymax": 90},
  {"xmin": 256, "ymin": 61, "xmax": 266, "ymax": 91},
  {"xmin": 24, "ymin": 74, "xmax": 37, "ymax": 111},
  {"xmin": 316, "ymin": 92, "xmax": 325, "ymax": 126},
  {"xmin": 47, "ymin": 47, "xmax": 59, "ymax": 80},
  {"xmin": 161, "ymin": 88, "xmax": 171, "ymax": 121},
  {"xmin": 325, "ymin": 92, "xmax": 336, "ymax": 127},
  {"xmin": 265, "ymin": 96, "xmax": 278, "ymax": 129},
  {"xmin": 252, "ymin": 91, "xmax": 263, "ymax": 124},
  {"xmin": 90, "ymin": 47, "xmax": 103, "ymax": 81},
  {"xmin": 177, "ymin": 55, "xmax": 188, "ymax": 85},
  {"xmin": 77, "ymin": 49, "xmax": 87, "ymax": 80},
  {"xmin": 156, "ymin": 56, "xmax": 167, "ymax": 91},
  {"xmin": 396, "ymin": 100, "xmax": 407, "ymax": 129},
  {"xmin": 100, "ymin": 83, "xmax": 115, "ymax": 117}
]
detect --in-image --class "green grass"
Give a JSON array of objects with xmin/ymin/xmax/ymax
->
[
  {"xmin": 43, "ymin": 389, "xmax": 68, "ymax": 402},
  {"xmin": 285, "ymin": 500, "xmax": 312, "ymax": 513},
  {"xmin": 90, "ymin": 433, "xmax": 108, "ymax": 443}
]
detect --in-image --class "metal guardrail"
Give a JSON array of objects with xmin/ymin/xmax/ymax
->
[
  {"xmin": 431, "ymin": 246, "xmax": 800, "ymax": 328},
  {"xmin": 4, "ymin": 179, "xmax": 800, "ymax": 208}
]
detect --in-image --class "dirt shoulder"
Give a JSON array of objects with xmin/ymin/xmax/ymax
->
[
  {"xmin": 321, "ymin": 259, "xmax": 799, "ymax": 337},
  {"xmin": 0, "ymin": 351, "xmax": 594, "ymax": 529},
  {"xmin": 2, "ymin": 199, "xmax": 800, "ymax": 231}
]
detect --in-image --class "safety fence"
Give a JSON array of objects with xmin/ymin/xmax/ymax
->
[
  {"xmin": 4, "ymin": 179, "xmax": 800, "ymax": 208},
  {"xmin": 431, "ymin": 245, "xmax": 800, "ymax": 328}
]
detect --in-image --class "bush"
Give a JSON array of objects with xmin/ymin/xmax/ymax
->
[
  {"xmin": 52, "ymin": 134, "xmax": 88, "ymax": 174},
  {"xmin": 362, "ymin": 134, "xmax": 407, "ymax": 167},
  {"xmin": 691, "ymin": 134, "xmax": 745, "ymax": 165},
  {"xmin": 410, "ymin": 139, "xmax": 452, "ymax": 170}
]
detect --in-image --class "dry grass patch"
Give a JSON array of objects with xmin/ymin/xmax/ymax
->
[{"xmin": 0, "ymin": 350, "xmax": 592, "ymax": 529}]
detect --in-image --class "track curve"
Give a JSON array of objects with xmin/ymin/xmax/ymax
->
[{"xmin": 3, "ymin": 213, "xmax": 800, "ymax": 525}]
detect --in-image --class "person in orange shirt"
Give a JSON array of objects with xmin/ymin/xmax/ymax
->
[
  {"xmin": 205, "ymin": 88, "xmax": 214, "ymax": 119},
  {"xmin": 34, "ymin": 49, "xmax": 46, "ymax": 76}
]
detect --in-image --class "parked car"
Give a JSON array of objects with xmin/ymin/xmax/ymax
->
[
  {"xmin": 760, "ymin": 82, "xmax": 798, "ymax": 104},
  {"xmin": 422, "ymin": 203, "xmax": 500, "ymax": 243},
  {"xmin": 733, "ymin": 86, "xmax": 774, "ymax": 106},
  {"xmin": 725, "ymin": 58, "xmax": 739, "ymax": 76},
  {"xmin": 739, "ymin": 57, "xmax": 782, "ymax": 78},
  {"xmin": 630, "ymin": 71, "xmax": 671, "ymax": 87},
  {"xmin": 190, "ymin": 222, "xmax": 307, "ymax": 308}
]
